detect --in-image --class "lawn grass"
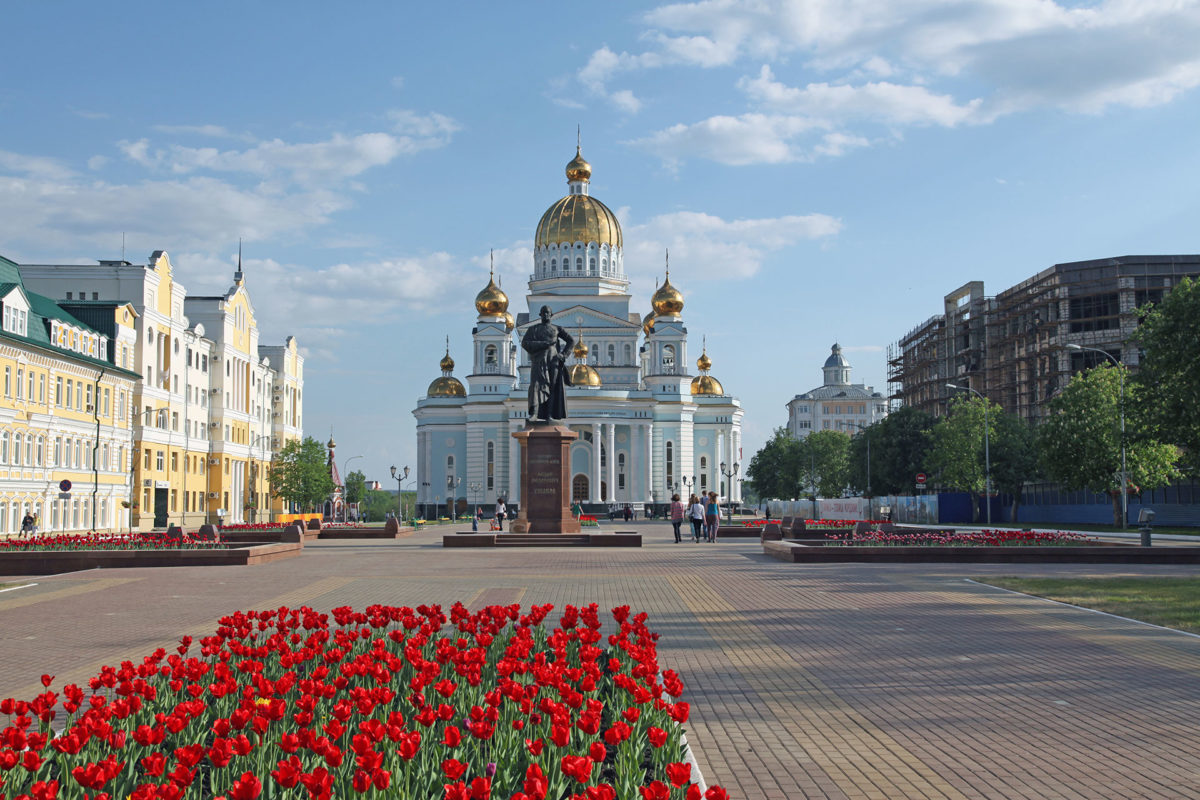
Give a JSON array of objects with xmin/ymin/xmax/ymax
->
[{"xmin": 985, "ymin": 576, "xmax": 1200, "ymax": 634}]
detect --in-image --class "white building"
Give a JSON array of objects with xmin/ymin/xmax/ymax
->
[
  {"xmin": 413, "ymin": 147, "xmax": 744, "ymax": 515},
  {"xmin": 786, "ymin": 344, "xmax": 887, "ymax": 439}
]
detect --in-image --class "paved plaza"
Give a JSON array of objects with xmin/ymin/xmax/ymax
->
[{"xmin": 2, "ymin": 523, "xmax": 1200, "ymax": 799}]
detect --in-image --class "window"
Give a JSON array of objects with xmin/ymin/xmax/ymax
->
[
  {"xmin": 486, "ymin": 442, "xmax": 494, "ymax": 491},
  {"xmin": 86, "ymin": 384, "xmax": 93, "ymax": 412},
  {"xmin": 144, "ymin": 449, "xmax": 151, "ymax": 470},
  {"xmin": 618, "ymin": 453, "xmax": 625, "ymax": 491},
  {"xmin": 624, "ymin": 344, "xmax": 632, "ymax": 364},
  {"xmin": 15, "ymin": 369, "xmax": 22, "ymax": 400},
  {"xmin": 662, "ymin": 345, "xmax": 676, "ymax": 369},
  {"xmin": 12, "ymin": 433, "xmax": 21, "ymax": 465},
  {"xmin": 53, "ymin": 437, "xmax": 61, "ymax": 465},
  {"xmin": 666, "ymin": 441, "xmax": 674, "ymax": 488},
  {"xmin": 36, "ymin": 437, "xmax": 44, "ymax": 467},
  {"xmin": 73, "ymin": 439, "xmax": 80, "ymax": 467},
  {"xmin": 607, "ymin": 344, "xmax": 615, "ymax": 364},
  {"xmin": 172, "ymin": 412, "xmax": 179, "ymax": 431},
  {"xmin": 485, "ymin": 345, "xmax": 497, "ymax": 366},
  {"xmin": 576, "ymin": 257, "xmax": 583, "ymax": 271},
  {"xmin": 38, "ymin": 374, "xmax": 44, "ymax": 403},
  {"xmin": 156, "ymin": 450, "xmax": 164, "ymax": 471},
  {"xmin": 55, "ymin": 377, "xmax": 63, "ymax": 407},
  {"xmin": 76, "ymin": 382, "xmax": 82, "ymax": 410},
  {"xmin": 589, "ymin": 258, "xmax": 596, "ymax": 270},
  {"xmin": 24, "ymin": 435, "xmax": 31, "ymax": 466},
  {"xmin": 4, "ymin": 366, "xmax": 9, "ymax": 397},
  {"xmin": 171, "ymin": 452, "xmax": 178, "ymax": 473},
  {"xmin": 102, "ymin": 388, "xmax": 109, "ymax": 416}
]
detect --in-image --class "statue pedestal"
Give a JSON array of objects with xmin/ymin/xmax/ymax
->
[{"xmin": 510, "ymin": 424, "xmax": 581, "ymax": 534}]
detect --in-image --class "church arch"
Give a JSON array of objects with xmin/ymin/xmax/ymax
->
[{"xmin": 572, "ymin": 474, "xmax": 589, "ymax": 503}]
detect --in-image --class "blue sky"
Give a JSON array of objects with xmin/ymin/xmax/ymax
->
[{"xmin": 3, "ymin": 1, "xmax": 1200, "ymax": 483}]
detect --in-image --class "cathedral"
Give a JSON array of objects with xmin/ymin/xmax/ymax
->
[{"xmin": 412, "ymin": 147, "xmax": 743, "ymax": 516}]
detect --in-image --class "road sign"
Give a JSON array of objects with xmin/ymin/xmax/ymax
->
[
  {"xmin": 915, "ymin": 473, "xmax": 927, "ymax": 485},
  {"xmin": 59, "ymin": 479, "xmax": 72, "ymax": 492}
]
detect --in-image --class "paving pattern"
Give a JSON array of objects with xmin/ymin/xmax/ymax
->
[{"xmin": 2, "ymin": 524, "xmax": 1200, "ymax": 798}]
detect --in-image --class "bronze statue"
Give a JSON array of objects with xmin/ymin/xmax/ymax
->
[{"xmin": 522, "ymin": 305, "xmax": 574, "ymax": 423}]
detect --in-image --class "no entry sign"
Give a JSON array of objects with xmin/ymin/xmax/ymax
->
[{"xmin": 915, "ymin": 473, "xmax": 927, "ymax": 485}]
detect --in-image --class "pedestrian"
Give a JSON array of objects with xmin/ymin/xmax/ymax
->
[
  {"xmin": 473, "ymin": 505, "xmax": 483, "ymax": 532},
  {"xmin": 705, "ymin": 491, "xmax": 720, "ymax": 542},
  {"xmin": 670, "ymin": 494, "xmax": 684, "ymax": 543},
  {"xmin": 623, "ymin": 503, "xmax": 632, "ymax": 522},
  {"xmin": 20, "ymin": 512, "xmax": 34, "ymax": 537},
  {"xmin": 495, "ymin": 498, "xmax": 507, "ymax": 532},
  {"xmin": 688, "ymin": 495, "xmax": 705, "ymax": 542}
]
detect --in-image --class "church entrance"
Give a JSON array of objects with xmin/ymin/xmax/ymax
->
[
  {"xmin": 601, "ymin": 482, "xmax": 608, "ymax": 502},
  {"xmin": 572, "ymin": 474, "xmax": 588, "ymax": 504}
]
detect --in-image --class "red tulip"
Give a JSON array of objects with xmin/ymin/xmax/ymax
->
[
  {"xmin": 665, "ymin": 762, "xmax": 692, "ymax": 788},
  {"xmin": 227, "ymin": 771, "xmax": 262, "ymax": 800}
]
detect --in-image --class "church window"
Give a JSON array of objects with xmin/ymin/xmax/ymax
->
[
  {"xmin": 618, "ymin": 453, "xmax": 625, "ymax": 491},
  {"xmin": 662, "ymin": 345, "xmax": 676, "ymax": 370},
  {"xmin": 700, "ymin": 457, "xmax": 707, "ymax": 492},
  {"xmin": 589, "ymin": 258, "xmax": 596, "ymax": 270},
  {"xmin": 576, "ymin": 257, "xmax": 583, "ymax": 271},
  {"xmin": 624, "ymin": 344, "xmax": 632, "ymax": 364},
  {"xmin": 590, "ymin": 345, "xmax": 598, "ymax": 365},
  {"xmin": 666, "ymin": 442, "xmax": 674, "ymax": 488},
  {"xmin": 601, "ymin": 258, "xmax": 607, "ymax": 269},
  {"xmin": 551, "ymin": 259, "xmax": 557, "ymax": 272},
  {"xmin": 600, "ymin": 444, "xmax": 606, "ymax": 469},
  {"xmin": 487, "ymin": 442, "xmax": 494, "ymax": 491},
  {"xmin": 485, "ymin": 345, "xmax": 497, "ymax": 366}
]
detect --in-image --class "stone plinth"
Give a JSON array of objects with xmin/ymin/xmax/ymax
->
[{"xmin": 510, "ymin": 424, "xmax": 581, "ymax": 534}]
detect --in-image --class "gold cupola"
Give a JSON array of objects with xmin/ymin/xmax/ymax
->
[
  {"xmin": 501, "ymin": 311, "xmax": 515, "ymax": 333},
  {"xmin": 690, "ymin": 343, "xmax": 723, "ymax": 396},
  {"xmin": 651, "ymin": 253, "xmax": 684, "ymax": 316},
  {"xmin": 569, "ymin": 329, "xmax": 602, "ymax": 388},
  {"xmin": 428, "ymin": 341, "xmax": 466, "ymax": 398},
  {"xmin": 642, "ymin": 309, "xmax": 658, "ymax": 336},
  {"xmin": 475, "ymin": 252, "xmax": 509, "ymax": 316},
  {"xmin": 535, "ymin": 146, "xmax": 622, "ymax": 249}
]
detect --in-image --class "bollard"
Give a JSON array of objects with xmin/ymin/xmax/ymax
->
[{"xmin": 1140, "ymin": 526, "xmax": 1152, "ymax": 547}]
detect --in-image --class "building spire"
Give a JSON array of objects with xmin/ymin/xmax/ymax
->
[
  {"xmin": 489, "ymin": 248, "xmax": 494, "ymax": 278},
  {"xmin": 234, "ymin": 238, "xmax": 244, "ymax": 285},
  {"xmin": 665, "ymin": 248, "xmax": 669, "ymax": 281}
]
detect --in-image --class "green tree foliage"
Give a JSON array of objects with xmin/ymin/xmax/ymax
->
[
  {"xmin": 990, "ymin": 412, "xmax": 1040, "ymax": 521},
  {"xmin": 269, "ymin": 436, "xmax": 336, "ymax": 512},
  {"xmin": 344, "ymin": 469, "xmax": 366, "ymax": 505},
  {"xmin": 928, "ymin": 395, "xmax": 996, "ymax": 520},
  {"xmin": 361, "ymin": 488, "xmax": 404, "ymax": 522},
  {"xmin": 848, "ymin": 406, "xmax": 935, "ymax": 495},
  {"xmin": 1134, "ymin": 276, "xmax": 1200, "ymax": 474},
  {"xmin": 797, "ymin": 430, "xmax": 851, "ymax": 498},
  {"xmin": 745, "ymin": 428, "xmax": 801, "ymax": 500},
  {"xmin": 1038, "ymin": 365, "xmax": 1181, "ymax": 526}
]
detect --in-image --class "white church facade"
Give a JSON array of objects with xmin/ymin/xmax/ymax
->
[{"xmin": 412, "ymin": 147, "xmax": 743, "ymax": 517}]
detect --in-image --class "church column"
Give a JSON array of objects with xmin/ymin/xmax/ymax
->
[
  {"xmin": 732, "ymin": 429, "xmax": 742, "ymax": 501},
  {"xmin": 644, "ymin": 422, "xmax": 653, "ymax": 504},
  {"xmin": 508, "ymin": 420, "xmax": 520, "ymax": 505},
  {"xmin": 591, "ymin": 423, "xmax": 601, "ymax": 503},
  {"xmin": 607, "ymin": 424, "xmax": 616, "ymax": 503}
]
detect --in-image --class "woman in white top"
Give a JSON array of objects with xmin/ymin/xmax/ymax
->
[
  {"xmin": 688, "ymin": 495, "xmax": 706, "ymax": 542},
  {"xmin": 495, "ymin": 499, "xmax": 507, "ymax": 531}
]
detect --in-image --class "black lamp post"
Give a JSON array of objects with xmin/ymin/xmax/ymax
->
[
  {"xmin": 390, "ymin": 465, "xmax": 409, "ymax": 522},
  {"xmin": 719, "ymin": 461, "xmax": 739, "ymax": 521}
]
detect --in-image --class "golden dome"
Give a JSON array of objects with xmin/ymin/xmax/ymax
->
[
  {"xmin": 690, "ymin": 375, "xmax": 724, "ymax": 396},
  {"xmin": 427, "ymin": 376, "xmax": 466, "ymax": 397},
  {"xmin": 474, "ymin": 275, "xmax": 508, "ymax": 316},
  {"xmin": 536, "ymin": 195, "xmax": 622, "ymax": 249},
  {"xmin": 570, "ymin": 363, "xmax": 602, "ymax": 387},
  {"xmin": 697, "ymin": 351, "xmax": 712, "ymax": 371},
  {"xmin": 642, "ymin": 310, "xmax": 658, "ymax": 336},
  {"xmin": 651, "ymin": 272, "xmax": 684, "ymax": 316},
  {"xmin": 502, "ymin": 311, "xmax": 515, "ymax": 333},
  {"xmin": 327, "ymin": 436, "xmax": 336, "ymax": 449},
  {"xmin": 439, "ymin": 352, "xmax": 455, "ymax": 371},
  {"xmin": 573, "ymin": 339, "xmax": 589, "ymax": 359},
  {"xmin": 566, "ymin": 147, "xmax": 591, "ymax": 183}
]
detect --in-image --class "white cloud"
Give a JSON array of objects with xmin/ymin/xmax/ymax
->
[
  {"xmin": 0, "ymin": 150, "xmax": 75, "ymax": 180},
  {"xmin": 629, "ymin": 114, "xmax": 831, "ymax": 165},
  {"xmin": 87, "ymin": 155, "xmax": 109, "ymax": 171},
  {"xmin": 119, "ymin": 112, "xmax": 458, "ymax": 187},
  {"xmin": 623, "ymin": 209, "xmax": 842, "ymax": 296},
  {"xmin": 151, "ymin": 124, "xmax": 250, "ymax": 140},
  {"xmin": 599, "ymin": 0, "xmax": 1200, "ymax": 163}
]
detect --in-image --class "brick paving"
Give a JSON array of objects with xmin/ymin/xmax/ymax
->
[{"xmin": 2, "ymin": 523, "xmax": 1200, "ymax": 798}]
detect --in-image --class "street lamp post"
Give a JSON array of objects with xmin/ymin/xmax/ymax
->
[
  {"xmin": 1066, "ymin": 344, "xmax": 1128, "ymax": 529},
  {"xmin": 448, "ymin": 476, "xmax": 461, "ymax": 519},
  {"xmin": 420, "ymin": 481, "xmax": 430, "ymax": 520},
  {"xmin": 341, "ymin": 454, "xmax": 363, "ymax": 524},
  {"xmin": 946, "ymin": 383, "xmax": 991, "ymax": 526},
  {"xmin": 719, "ymin": 461, "xmax": 739, "ymax": 521},
  {"xmin": 390, "ymin": 465, "xmax": 409, "ymax": 523},
  {"xmin": 852, "ymin": 423, "xmax": 872, "ymax": 520},
  {"xmin": 468, "ymin": 481, "xmax": 482, "ymax": 529}
]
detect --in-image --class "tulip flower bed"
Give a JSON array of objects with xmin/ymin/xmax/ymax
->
[
  {"xmin": 738, "ymin": 520, "xmax": 779, "ymax": 529},
  {"xmin": 827, "ymin": 529, "xmax": 1098, "ymax": 546},
  {"xmin": 579, "ymin": 516, "xmax": 600, "ymax": 528},
  {"xmin": 219, "ymin": 524, "xmax": 292, "ymax": 533},
  {"xmin": 0, "ymin": 602, "xmax": 728, "ymax": 800},
  {"xmin": 0, "ymin": 533, "xmax": 224, "ymax": 552}
]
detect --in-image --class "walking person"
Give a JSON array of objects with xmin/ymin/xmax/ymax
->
[
  {"xmin": 495, "ymin": 498, "xmax": 507, "ymax": 532},
  {"xmin": 669, "ymin": 494, "xmax": 685, "ymax": 543},
  {"xmin": 20, "ymin": 512, "xmax": 34, "ymax": 538},
  {"xmin": 705, "ymin": 491, "xmax": 720, "ymax": 543},
  {"xmin": 688, "ymin": 494, "xmax": 705, "ymax": 542}
]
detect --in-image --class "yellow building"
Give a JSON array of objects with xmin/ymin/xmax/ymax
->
[
  {"xmin": 19, "ymin": 250, "xmax": 304, "ymax": 530},
  {"xmin": 0, "ymin": 254, "xmax": 141, "ymax": 534}
]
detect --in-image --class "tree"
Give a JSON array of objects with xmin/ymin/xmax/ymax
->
[
  {"xmin": 269, "ymin": 436, "xmax": 336, "ymax": 513},
  {"xmin": 849, "ymin": 406, "xmax": 935, "ymax": 495},
  {"xmin": 361, "ymin": 487, "xmax": 401, "ymax": 522},
  {"xmin": 1038, "ymin": 365, "xmax": 1181, "ymax": 527},
  {"xmin": 745, "ymin": 428, "xmax": 802, "ymax": 501},
  {"xmin": 990, "ymin": 411, "xmax": 1040, "ymax": 522},
  {"xmin": 797, "ymin": 430, "xmax": 851, "ymax": 498},
  {"xmin": 927, "ymin": 395, "xmax": 996, "ymax": 520},
  {"xmin": 1134, "ymin": 276, "xmax": 1200, "ymax": 474},
  {"xmin": 344, "ymin": 470, "xmax": 366, "ymax": 505}
]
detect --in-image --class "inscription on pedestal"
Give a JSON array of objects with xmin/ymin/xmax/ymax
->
[{"xmin": 511, "ymin": 425, "xmax": 581, "ymax": 534}]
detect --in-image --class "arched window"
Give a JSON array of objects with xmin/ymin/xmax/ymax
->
[
  {"xmin": 607, "ymin": 344, "xmax": 615, "ymax": 364},
  {"xmin": 662, "ymin": 345, "xmax": 676, "ymax": 369},
  {"xmin": 13, "ymin": 433, "xmax": 22, "ymax": 465},
  {"xmin": 551, "ymin": 258, "xmax": 557, "ymax": 272},
  {"xmin": 590, "ymin": 345, "xmax": 598, "ymax": 365},
  {"xmin": 24, "ymin": 435, "xmax": 32, "ymax": 466},
  {"xmin": 484, "ymin": 345, "xmax": 497, "ymax": 366},
  {"xmin": 601, "ymin": 258, "xmax": 608, "ymax": 269},
  {"xmin": 589, "ymin": 258, "xmax": 596, "ymax": 271},
  {"xmin": 576, "ymin": 257, "xmax": 583, "ymax": 271},
  {"xmin": 624, "ymin": 344, "xmax": 632, "ymax": 364},
  {"xmin": 600, "ymin": 443, "xmax": 607, "ymax": 469},
  {"xmin": 700, "ymin": 457, "xmax": 708, "ymax": 492},
  {"xmin": 617, "ymin": 453, "xmax": 626, "ymax": 491},
  {"xmin": 36, "ymin": 436, "xmax": 44, "ymax": 467}
]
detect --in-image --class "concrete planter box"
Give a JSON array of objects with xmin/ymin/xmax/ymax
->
[
  {"xmin": 0, "ymin": 542, "xmax": 302, "ymax": 575},
  {"xmin": 763, "ymin": 539, "xmax": 1200, "ymax": 564},
  {"xmin": 318, "ymin": 526, "xmax": 414, "ymax": 539},
  {"xmin": 220, "ymin": 528, "xmax": 319, "ymax": 543},
  {"xmin": 715, "ymin": 526, "xmax": 763, "ymax": 538}
]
